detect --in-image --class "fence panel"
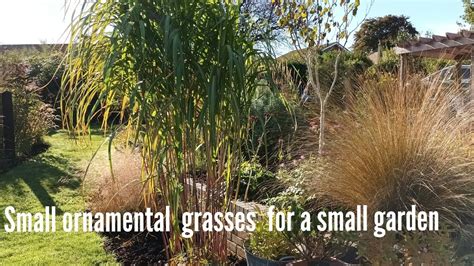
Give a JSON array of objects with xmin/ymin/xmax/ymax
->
[
  {"xmin": 0, "ymin": 91, "xmax": 15, "ymax": 162},
  {"xmin": 0, "ymin": 93, "xmax": 3, "ymax": 159}
]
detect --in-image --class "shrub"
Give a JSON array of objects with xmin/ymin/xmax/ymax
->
[
  {"xmin": 27, "ymin": 51, "xmax": 64, "ymax": 106},
  {"xmin": 249, "ymin": 173, "xmax": 355, "ymax": 262},
  {"xmin": 317, "ymin": 51, "xmax": 372, "ymax": 107},
  {"xmin": 285, "ymin": 51, "xmax": 372, "ymax": 107},
  {"xmin": 310, "ymin": 75, "xmax": 473, "ymax": 238},
  {"xmin": 420, "ymin": 57, "xmax": 454, "ymax": 76},
  {"xmin": 248, "ymin": 215, "xmax": 354, "ymax": 262},
  {"xmin": 366, "ymin": 48, "xmax": 454, "ymax": 77},
  {"xmin": 0, "ymin": 49, "xmax": 64, "ymax": 96},
  {"xmin": 235, "ymin": 161, "xmax": 279, "ymax": 202},
  {"xmin": 247, "ymin": 62, "xmax": 340, "ymax": 169},
  {"xmin": 13, "ymin": 88, "xmax": 57, "ymax": 156},
  {"xmin": 0, "ymin": 52, "xmax": 57, "ymax": 156},
  {"xmin": 366, "ymin": 48, "xmax": 400, "ymax": 74},
  {"xmin": 248, "ymin": 217, "xmax": 298, "ymax": 261},
  {"xmin": 248, "ymin": 85, "xmax": 296, "ymax": 167}
]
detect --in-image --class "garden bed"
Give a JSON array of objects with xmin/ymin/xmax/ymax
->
[{"xmin": 103, "ymin": 231, "xmax": 167, "ymax": 265}]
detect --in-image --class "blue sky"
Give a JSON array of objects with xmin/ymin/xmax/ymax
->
[
  {"xmin": 0, "ymin": 0, "xmax": 466, "ymax": 46},
  {"xmin": 359, "ymin": 0, "xmax": 464, "ymax": 36}
]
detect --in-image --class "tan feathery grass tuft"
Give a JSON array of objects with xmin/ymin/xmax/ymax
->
[{"xmin": 311, "ymin": 75, "xmax": 473, "ymax": 231}]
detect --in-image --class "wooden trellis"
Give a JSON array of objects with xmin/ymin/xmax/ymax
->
[{"xmin": 0, "ymin": 91, "xmax": 15, "ymax": 167}]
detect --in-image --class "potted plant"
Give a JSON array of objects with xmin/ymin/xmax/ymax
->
[
  {"xmin": 245, "ymin": 218, "xmax": 298, "ymax": 266},
  {"xmin": 245, "ymin": 212, "xmax": 358, "ymax": 266},
  {"xmin": 245, "ymin": 182, "xmax": 359, "ymax": 266}
]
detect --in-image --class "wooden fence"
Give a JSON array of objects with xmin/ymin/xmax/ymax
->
[{"xmin": 0, "ymin": 91, "xmax": 15, "ymax": 170}]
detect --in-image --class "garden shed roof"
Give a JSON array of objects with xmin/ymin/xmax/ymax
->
[{"xmin": 394, "ymin": 30, "xmax": 474, "ymax": 60}]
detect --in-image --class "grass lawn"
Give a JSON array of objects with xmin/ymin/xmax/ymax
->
[{"xmin": 0, "ymin": 131, "xmax": 116, "ymax": 265}]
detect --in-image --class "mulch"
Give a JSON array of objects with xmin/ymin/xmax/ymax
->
[
  {"xmin": 103, "ymin": 231, "xmax": 168, "ymax": 265},
  {"xmin": 103, "ymin": 231, "xmax": 247, "ymax": 265}
]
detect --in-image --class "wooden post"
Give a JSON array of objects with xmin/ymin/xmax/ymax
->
[
  {"xmin": 399, "ymin": 54, "xmax": 408, "ymax": 88},
  {"xmin": 451, "ymin": 60, "xmax": 464, "ymax": 115},
  {"xmin": 1, "ymin": 91, "xmax": 15, "ymax": 160},
  {"xmin": 453, "ymin": 60, "xmax": 462, "ymax": 85},
  {"xmin": 0, "ymin": 93, "xmax": 3, "ymax": 159}
]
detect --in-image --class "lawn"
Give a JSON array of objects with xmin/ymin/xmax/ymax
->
[{"xmin": 0, "ymin": 131, "xmax": 116, "ymax": 265}]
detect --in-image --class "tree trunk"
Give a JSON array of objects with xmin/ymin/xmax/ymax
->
[
  {"xmin": 318, "ymin": 52, "xmax": 342, "ymax": 155},
  {"xmin": 318, "ymin": 101, "xmax": 325, "ymax": 155}
]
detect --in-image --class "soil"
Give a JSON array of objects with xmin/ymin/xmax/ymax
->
[
  {"xmin": 228, "ymin": 255, "xmax": 247, "ymax": 266},
  {"xmin": 103, "ymin": 231, "xmax": 168, "ymax": 265},
  {"xmin": 103, "ymin": 231, "xmax": 247, "ymax": 265}
]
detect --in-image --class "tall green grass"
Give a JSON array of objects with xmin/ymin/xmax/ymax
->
[{"xmin": 61, "ymin": 0, "xmax": 271, "ymax": 262}]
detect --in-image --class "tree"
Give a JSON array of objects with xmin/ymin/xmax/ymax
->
[
  {"xmin": 353, "ymin": 15, "xmax": 418, "ymax": 53},
  {"xmin": 273, "ymin": 0, "xmax": 360, "ymax": 155},
  {"xmin": 462, "ymin": 0, "xmax": 474, "ymax": 24},
  {"xmin": 240, "ymin": 0, "xmax": 285, "ymax": 43}
]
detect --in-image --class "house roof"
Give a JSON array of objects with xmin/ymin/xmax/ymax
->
[
  {"xmin": 394, "ymin": 30, "xmax": 474, "ymax": 60},
  {"xmin": 320, "ymin": 42, "xmax": 348, "ymax": 53}
]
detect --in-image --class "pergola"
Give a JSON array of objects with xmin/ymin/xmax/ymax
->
[{"xmin": 395, "ymin": 29, "xmax": 474, "ymax": 103}]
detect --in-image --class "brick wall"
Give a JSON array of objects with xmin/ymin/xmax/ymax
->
[
  {"xmin": 184, "ymin": 179, "xmax": 267, "ymax": 259},
  {"xmin": 227, "ymin": 200, "xmax": 267, "ymax": 259}
]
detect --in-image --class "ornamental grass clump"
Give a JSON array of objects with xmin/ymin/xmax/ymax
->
[
  {"xmin": 312, "ymin": 75, "xmax": 473, "ymax": 232},
  {"xmin": 87, "ymin": 148, "xmax": 143, "ymax": 213},
  {"xmin": 61, "ymin": 0, "xmax": 271, "ymax": 262}
]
